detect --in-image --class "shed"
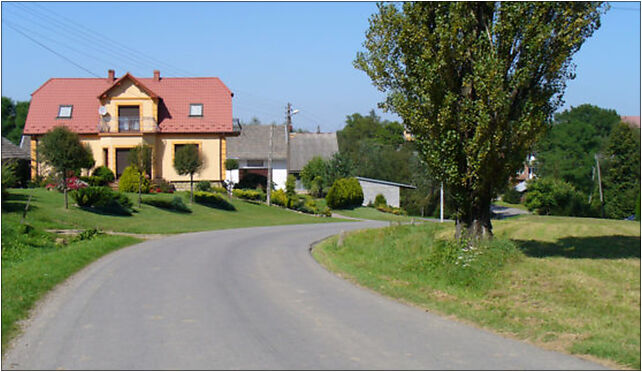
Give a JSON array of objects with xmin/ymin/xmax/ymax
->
[
  {"xmin": 356, "ymin": 176, "xmax": 416, "ymax": 208},
  {"xmin": 2, "ymin": 137, "xmax": 30, "ymax": 162}
]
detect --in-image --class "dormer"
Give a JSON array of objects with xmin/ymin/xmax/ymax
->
[{"xmin": 98, "ymin": 71, "xmax": 159, "ymax": 133}]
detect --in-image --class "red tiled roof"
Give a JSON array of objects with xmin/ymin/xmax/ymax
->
[
  {"xmin": 621, "ymin": 116, "xmax": 640, "ymax": 129},
  {"xmin": 98, "ymin": 72, "xmax": 159, "ymax": 99},
  {"xmin": 23, "ymin": 74, "xmax": 233, "ymax": 135}
]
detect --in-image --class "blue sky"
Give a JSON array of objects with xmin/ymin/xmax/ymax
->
[{"xmin": 1, "ymin": 2, "xmax": 640, "ymax": 132}]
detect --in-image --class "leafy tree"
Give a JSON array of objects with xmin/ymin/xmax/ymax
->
[
  {"xmin": 301, "ymin": 156, "xmax": 328, "ymax": 191},
  {"xmin": 40, "ymin": 126, "xmax": 95, "ymax": 208},
  {"xmin": 354, "ymin": 2, "xmax": 604, "ymax": 239},
  {"xmin": 285, "ymin": 174, "xmax": 296, "ymax": 207},
  {"xmin": 1, "ymin": 97, "xmax": 30, "ymax": 145},
  {"xmin": 524, "ymin": 177, "xmax": 587, "ymax": 216},
  {"xmin": 601, "ymin": 122, "xmax": 641, "ymax": 219},
  {"xmin": 173, "ymin": 145, "xmax": 202, "ymax": 203},
  {"xmin": 536, "ymin": 104, "xmax": 621, "ymax": 195},
  {"xmin": 128, "ymin": 144, "xmax": 153, "ymax": 207}
]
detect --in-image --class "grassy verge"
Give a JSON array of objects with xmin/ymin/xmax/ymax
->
[
  {"xmin": 4, "ymin": 188, "xmax": 345, "ymax": 234},
  {"xmin": 312, "ymin": 216, "xmax": 640, "ymax": 369},
  {"xmin": 333, "ymin": 206, "xmax": 417, "ymax": 222},
  {"xmin": 1, "ymin": 224, "xmax": 140, "ymax": 351}
]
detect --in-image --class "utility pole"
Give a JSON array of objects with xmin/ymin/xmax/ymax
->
[
  {"xmin": 595, "ymin": 153, "xmax": 604, "ymax": 218},
  {"xmin": 267, "ymin": 123, "xmax": 274, "ymax": 206},
  {"xmin": 440, "ymin": 182, "xmax": 444, "ymax": 223}
]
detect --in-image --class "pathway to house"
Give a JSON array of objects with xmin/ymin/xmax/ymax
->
[{"xmin": 4, "ymin": 221, "xmax": 602, "ymax": 370}]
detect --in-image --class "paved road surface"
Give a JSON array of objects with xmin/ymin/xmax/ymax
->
[{"xmin": 3, "ymin": 221, "xmax": 603, "ymax": 370}]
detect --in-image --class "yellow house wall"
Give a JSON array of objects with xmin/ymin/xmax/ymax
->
[
  {"xmin": 156, "ymin": 134, "xmax": 223, "ymax": 182},
  {"xmin": 100, "ymin": 80, "xmax": 155, "ymax": 132}
]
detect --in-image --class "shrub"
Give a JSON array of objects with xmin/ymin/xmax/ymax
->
[
  {"xmin": 92, "ymin": 166, "xmax": 115, "ymax": 184},
  {"xmin": 194, "ymin": 191, "xmax": 236, "ymax": 211},
  {"xmin": 150, "ymin": 178, "xmax": 175, "ymax": 194},
  {"xmin": 326, "ymin": 177, "xmax": 364, "ymax": 209},
  {"xmin": 211, "ymin": 186, "xmax": 227, "ymax": 194},
  {"xmin": 196, "ymin": 181, "xmax": 212, "ymax": 192},
  {"xmin": 232, "ymin": 189, "xmax": 266, "ymax": 201},
  {"xmin": 502, "ymin": 187, "xmax": 522, "ymax": 204},
  {"xmin": 271, "ymin": 189, "xmax": 288, "ymax": 207},
  {"xmin": 374, "ymin": 193, "xmax": 387, "ymax": 208},
  {"xmin": 225, "ymin": 158, "xmax": 239, "ymax": 170},
  {"xmin": 143, "ymin": 195, "xmax": 192, "ymax": 213},
  {"xmin": 524, "ymin": 177, "xmax": 587, "ymax": 216},
  {"xmin": 71, "ymin": 186, "xmax": 132, "ymax": 215},
  {"xmin": 118, "ymin": 166, "xmax": 150, "ymax": 193},
  {"xmin": 376, "ymin": 205, "xmax": 407, "ymax": 215}
]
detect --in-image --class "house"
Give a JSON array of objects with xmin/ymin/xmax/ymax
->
[
  {"xmin": 2, "ymin": 137, "xmax": 31, "ymax": 163},
  {"xmin": 225, "ymin": 124, "xmax": 288, "ymax": 189},
  {"xmin": 356, "ymin": 176, "xmax": 416, "ymax": 208},
  {"xmin": 22, "ymin": 70, "xmax": 238, "ymax": 187},
  {"xmin": 288, "ymin": 132, "xmax": 339, "ymax": 189}
]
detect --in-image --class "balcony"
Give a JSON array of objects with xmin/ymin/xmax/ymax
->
[{"xmin": 98, "ymin": 116, "xmax": 159, "ymax": 133}]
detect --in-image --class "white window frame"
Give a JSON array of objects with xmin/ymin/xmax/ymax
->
[
  {"xmin": 189, "ymin": 103, "xmax": 203, "ymax": 117},
  {"xmin": 57, "ymin": 105, "xmax": 73, "ymax": 118}
]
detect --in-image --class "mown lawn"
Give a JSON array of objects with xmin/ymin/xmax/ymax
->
[
  {"xmin": 4, "ymin": 188, "xmax": 345, "ymax": 234},
  {"xmin": 313, "ymin": 215, "xmax": 640, "ymax": 369},
  {"xmin": 333, "ymin": 206, "xmax": 418, "ymax": 222}
]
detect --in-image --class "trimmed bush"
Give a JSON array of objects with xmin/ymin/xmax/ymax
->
[
  {"xmin": 326, "ymin": 177, "xmax": 364, "ymax": 209},
  {"xmin": 196, "ymin": 181, "xmax": 212, "ymax": 192},
  {"xmin": 270, "ymin": 189, "xmax": 288, "ymax": 207},
  {"xmin": 194, "ymin": 191, "xmax": 236, "ymax": 211},
  {"xmin": 374, "ymin": 193, "xmax": 387, "ymax": 208},
  {"xmin": 524, "ymin": 177, "xmax": 587, "ymax": 216},
  {"xmin": 92, "ymin": 166, "xmax": 115, "ymax": 184},
  {"xmin": 232, "ymin": 189, "xmax": 266, "ymax": 201},
  {"xmin": 211, "ymin": 186, "xmax": 227, "ymax": 194},
  {"xmin": 142, "ymin": 196, "xmax": 192, "ymax": 213},
  {"xmin": 118, "ymin": 166, "xmax": 151, "ymax": 193},
  {"xmin": 71, "ymin": 186, "xmax": 133, "ymax": 215}
]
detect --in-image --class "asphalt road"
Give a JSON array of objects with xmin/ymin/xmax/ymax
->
[{"xmin": 3, "ymin": 221, "xmax": 604, "ymax": 370}]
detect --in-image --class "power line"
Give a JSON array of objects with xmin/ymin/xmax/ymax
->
[{"xmin": 3, "ymin": 22, "xmax": 100, "ymax": 77}]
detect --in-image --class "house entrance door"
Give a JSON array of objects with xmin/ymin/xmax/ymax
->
[{"xmin": 116, "ymin": 149, "xmax": 131, "ymax": 178}]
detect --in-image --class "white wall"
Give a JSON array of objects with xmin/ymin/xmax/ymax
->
[
  {"xmin": 225, "ymin": 169, "xmax": 239, "ymax": 185},
  {"xmin": 272, "ymin": 160, "xmax": 287, "ymax": 190},
  {"xmin": 358, "ymin": 180, "xmax": 401, "ymax": 208}
]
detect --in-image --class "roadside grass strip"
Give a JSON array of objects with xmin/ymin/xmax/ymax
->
[
  {"xmin": 312, "ymin": 216, "xmax": 640, "ymax": 369},
  {"xmin": 333, "ymin": 206, "xmax": 417, "ymax": 222}
]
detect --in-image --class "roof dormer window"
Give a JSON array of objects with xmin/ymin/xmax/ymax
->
[
  {"xmin": 57, "ymin": 105, "xmax": 73, "ymax": 118},
  {"xmin": 189, "ymin": 103, "xmax": 203, "ymax": 117}
]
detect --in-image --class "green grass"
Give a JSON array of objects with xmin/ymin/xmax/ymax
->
[
  {"xmin": 333, "ymin": 206, "xmax": 417, "ymax": 222},
  {"xmin": 313, "ymin": 215, "xmax": 640, "ymax": 369},
  {"xmin": 4, "ymin": 188, "xmax": 346, "ymax": 234},
  {"xmin": 1, "ymin": 221, "xmax": 141, "ymax": 351}
]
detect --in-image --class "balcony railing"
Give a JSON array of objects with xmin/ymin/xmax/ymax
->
[{"xmin": 98, "ymin": 116, "xmax": 158, "ymax": 133}]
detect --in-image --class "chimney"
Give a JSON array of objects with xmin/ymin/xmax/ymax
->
[
  {"xmin": 107, "ymin": 69, "xmax": 115, "ymax": 82},
  {"xmin": 153, "ymin": 70, "xmax": 160, "ymax": 82}
]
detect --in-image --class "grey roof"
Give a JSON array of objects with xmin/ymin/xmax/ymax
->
[
  {"xmin": 226, "ymin": 125, "xmax": 288, "ymax": 160},
  {"xmin": 2, "ymin": 137, "xmax": 30, "ymax": 161},
  {"xmin": 288, "ymin": 132, "xmax": 338, "ymax": 172},
  {"xmin": 356, "ymin": 176, "xmax": 416, "ymax": 189}
]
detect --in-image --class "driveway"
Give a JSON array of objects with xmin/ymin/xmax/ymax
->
[{"xmin": 3, "ymin": 221, "xmax": 603, "ymax": 370}]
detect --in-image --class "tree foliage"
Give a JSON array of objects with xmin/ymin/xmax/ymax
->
[
  {"xmin": 128, "ymin": 144, "xmax": 153, "ymax": 207},
  {"xmin": 173, "ymin": 144, "xmax": 203, "ymax": 202},
  {"xmin": 354, "ymin": 2, "xmax": 604, "ymax": 238},
  {"xmin": 40, "ymin": 126, "xmax": 95, "ymax": 208},
  {"xmin": 602, "ymin": 122, "xmax": 641, "ymax": 219},
  {"xmin": 536, "ymin": 104, "xmax": 621, "ymax": 195},
  {"xmin": 1, "ymin": 97, "xmax": 30, "ymax": 145}
]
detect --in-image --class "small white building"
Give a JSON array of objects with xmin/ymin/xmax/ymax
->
[
  {"xmin": 356, "ymin": 176, "xmax": 416, "ymax": 208},
  {"xmin": 226, "ymin": 125, "xmax": 288, "ymax": 190}
]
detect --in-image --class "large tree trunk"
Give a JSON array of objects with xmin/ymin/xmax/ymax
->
[
  {"xmin": 63, "ymin": 176, "xmax": 68, "ymax": 209},
  {"xmin": 190, "ymin": 173, "xmax": 194, "ymax": 203},
  {"xmin": 455, "ymin": 196, "xmax": 493, "ymax": 241}
]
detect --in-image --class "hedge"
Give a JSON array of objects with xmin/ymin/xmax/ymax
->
[{"xmin": 194, "ymin": 191, "xmax": 236, "ymax": 211}]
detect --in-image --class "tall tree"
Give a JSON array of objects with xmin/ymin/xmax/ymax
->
[
  {"xmin": 40, "ymin": 126, "xmax": 95, "ymax": 209},
  {"xmin": 602, "ymin": 122, "xmax": 641, "ymax": 219},
  {"xmin": 355, "ymin": 2, "xmax": 604, "ymax": 239},
  {"xmin": 128, "ymin": 144, "xmax": 153, "ymax": 208},
  {"xmin": 536, "ymin": 104, "xmax": 621, "ymax": 195},
  {"xmin": 173, "ymin": 145, "xmax": 203, "ymax": 203},
  {"xmin": 1, "ymin": 97, "xmax": 30, "ymax": 145}
]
